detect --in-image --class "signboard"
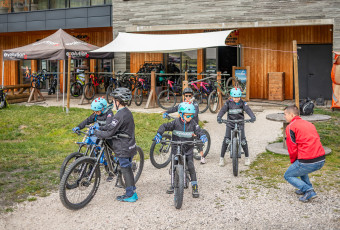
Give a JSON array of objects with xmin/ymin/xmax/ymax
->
[{"xmin": 232, "ymin": 66, "xmax": 250, "ymax": 101}]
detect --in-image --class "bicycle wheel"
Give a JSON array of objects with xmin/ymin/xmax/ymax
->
[
  {"xmin": 59, "ymin": 157, "xmax": 100, "ymax": 210},
  {"xmin": 84, "ymin": 83, "xmax": 95, "ymax": 100},
  {"xmin": 157, "ymin": 90, "xmax": 177, "ymax": 110},
  {"xmin": 106, "ymin": 84, "xmax": 116, "ymax": 104},
  {"xmin": 225, "ymin": 77, "xmax": 237, "ymax": 98},
  {"xmin": 193, "ymin": 129, "xmax": 211, "ymax": 160},
  {"xmin": 150, "ymin": 133, "xmax": 172, "ymax": 169},
  {"xmin": 174, "ymin": 164, "xmax": 184, "ymax": 209},
  {"xmin": 232, "ymin": 137, "xmax": 239, "ymax": 177},
  {"xmin": 59, "ymin": 152, "xmax": 84, "ymax": 181},
  {"xmin": 208, "ymin": 90, "xmax": 220, "ymax": 113},
  {"xmin": 134, "ymin": 87, "xmax": 143, "ymax": 106},
  {"xmin": 194, "ymin": 92, "xmax": 209, "ymax": 114},
  {"xmin": 70, "ymin": 82, "xmax": 83, "ymax": 97}
]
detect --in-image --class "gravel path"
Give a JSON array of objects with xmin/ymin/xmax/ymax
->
[{"xmin": 1, "ymin": 101, "xmax": 339, "ymax": 229}]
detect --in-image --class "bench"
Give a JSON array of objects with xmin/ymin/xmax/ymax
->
[{"xmin": 4, "ymin": 84, "xmax": 31, "ymax": 104}]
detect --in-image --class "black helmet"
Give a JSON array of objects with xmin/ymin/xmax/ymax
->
[
  {"xmin": 183, "ymin": 87, "xmax": 194, "ymax": 95},
  {"xmin": 110, "ymin": 87, "xmax": 132, "ymax": 103}
]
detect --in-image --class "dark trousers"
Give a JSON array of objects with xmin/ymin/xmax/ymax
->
[
  {"xmin": 118, "ymin": 157, "xmax": 136, "ymax": 196},
  {"xmin": 220, "ymin": 125, "xmax": 249, "ymax": 158},
  {"xmin": 172, "ymin": 153, "xmax": 197, "ymax": 182}
]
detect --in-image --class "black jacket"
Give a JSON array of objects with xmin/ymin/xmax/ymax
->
[
  {"xmin": 94, "ymin": 107, "xmax": 136, "ymax": 158},
  {"xmin": 157, "ymin": 117, "xmax": 203, "ymax": 155},
  {"xmin": 165, "ymin": 101, "xmax": 199, "ymax": 124},
  {"xmin": 77, "ymin": 108, "xmax": 114, "ymax": 129},
  {"xmin": 217, "ymin": 99, "xmax": 256, "ymax": 128}
]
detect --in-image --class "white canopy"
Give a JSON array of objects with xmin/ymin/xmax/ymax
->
[{"xmin": 92, "ymin": 30, "xmax": 233, "ymax": 53}]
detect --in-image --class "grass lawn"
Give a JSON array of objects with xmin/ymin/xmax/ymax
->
[
  {"xmin": 245, "ymin": 108, "xmax": 340, "ymax": 192},
  {"xmin": 0, "ymin": 105, "xmax": 165, "ymax": 212}
]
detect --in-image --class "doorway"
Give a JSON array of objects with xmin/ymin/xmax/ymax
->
[{"xmin": 297, "ymin": 44, "xmax": 333, "ymax": 100}]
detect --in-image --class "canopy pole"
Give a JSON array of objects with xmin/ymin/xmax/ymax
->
[
  {"xmin": 1, "ymin": 59, "xmax": 4, "ymax": 88},
  {"xmin": 63, "ymin": 60, "xmax": 65, "ymax": 111},
  {"xmin": 293, "ymin": 40, "xmax": 299, "ymax": 110},
  {"xmin": 66, "ymin": 56, "xmax": 71, "ymax": 113}
]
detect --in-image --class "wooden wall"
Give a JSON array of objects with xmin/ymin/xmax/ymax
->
[
  {"xmin": 0, "ymin": 27, "xmax": 113, "ymax": 87},
  {"xmin": 130, "ymin": 25, "xmax": 333, "ymax": 99}
]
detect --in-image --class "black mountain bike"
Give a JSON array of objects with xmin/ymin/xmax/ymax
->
[
  {"xmin": 157, "ymin": 78, "xmax": 177, "ymax": 110},
  {"xmin": 59, "ymin": 131, "xmax": 144, "ymax": 210},
  {"xmin": 220, "ymin": 119, "xmax": 251, "ymax": 176}
]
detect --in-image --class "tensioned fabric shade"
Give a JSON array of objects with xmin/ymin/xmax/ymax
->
[{"xmin": 92, "ymin": 30, "xmax": 234, "ymax": 53}]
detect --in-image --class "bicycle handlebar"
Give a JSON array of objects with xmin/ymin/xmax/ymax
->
[
  {"xmin": 220, "ymin": 119, "xmax": 252, "ymax": 124},
  {"xmin": 75, "ymin": 129, "xmax": 130, "ymax": 139},
  {"xmin": 160, "ymin": 139, "xmax": 204, "ymax": 146}
]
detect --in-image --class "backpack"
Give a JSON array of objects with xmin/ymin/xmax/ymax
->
[{"xmin": 299, "ymin": 98, "xmax": 314, "ymax": 115}]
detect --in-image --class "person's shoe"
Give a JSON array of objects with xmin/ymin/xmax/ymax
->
[
  {"xmin": 200, "ymin": 157, "xmax": 206, "ymax": 164},
  {"xmin": 166, "ymin": 186, "xmax": 174, "ymax": 194},
  {"xmin": 116, "ymin": 194, "xmax": 129, "ymax": 201},
  {"xmin": 106, "ymin": 173, "xmax": 114, "ymax": 182},
  {"xmin": 121, "ymin": 192, "xmax": 138, "ymax": 202},
  {"xmin": 244, "ymin": 157, "xmax": 250, "ymax": 166},
  {"xmin": 219, "ymin": 157, "xmax": 225, "ymax": 167},
  {"xmin": 295, "ymin": 189, "xmax": 304, "ymax": 195},
  {"xmin": 192, "ymin": 184, "xmax": 199, "ymax": 198},
  {"xmin": 299, "ymin": 189, "xmax": 317, "ymax": 202}
]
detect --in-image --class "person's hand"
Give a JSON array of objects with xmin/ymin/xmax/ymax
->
[
  {"xmin": 72, "ymin": 127, "xmax": 80, "ymax": 133},
  {"xmin": 200, "ymin": 135, "xmax": 208, "ymax": 143},
  {"xmin": 154, "ymin": 133, "xmax": 162, "ymax": 144},
  {"xmin": 250, "ymin": 117, "xmax": 256, "ymax": 123},
  {"xmin": 163, "ymin": 113, "xmax": 168, "ymax": 119},
  {"xmin": 89, "ymin": 126, "xmax": 98, "ymax": 135},
  {"xmin": 217, "ymin": 117, "xmax": 222, "ymax": 124}
]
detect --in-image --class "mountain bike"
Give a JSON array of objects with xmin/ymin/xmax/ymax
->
[
  {"xmin": 157, "ymin": 79, "xmax": 177, "ymax": 110},
  {"xmin": 48, "ymin": 74, "xmax": 58, "ymax": 95},
  {"xmin": 28, "ymin": 70, "xmax": 47, "ymax": 89},
  {"xmin": 191, "ymin": 80, "xmax": 211, "ymax": 114},
  {"xmin": 83, "ymin": 74, "xmax": 106, "ymax": 100},
  {"xmin": 134, "ymin": 74, "xmax": 151, "ymax": 106},
  {"xmin": 59, "ymin": 130, "xmax": 144, "ymax": 210},
  {"xmin": 0, "ymin": 87, "xmax": 8, "ymax": 109},
  {"xmin": 70, "ymin": 72, "xmax": 85, "ymax": 97},
  {"xmin": 159, "ymin": 139, "xmax": 203, "ymax": 209},
  {"xmin": 106, "ymin": 72, "xmax": 133, "ymax": 105},
  {"xmin": 220, "ymin": 119, "xmax": 251, "ymax": 176}
]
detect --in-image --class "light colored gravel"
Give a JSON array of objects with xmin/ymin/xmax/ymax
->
[{"xmin": 1, "ymin": 98, "xmax": 339, "ymax": 229}]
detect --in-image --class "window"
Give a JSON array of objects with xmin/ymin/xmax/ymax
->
[
  {"xmin": 91, "ymin": 0, "xmax": 105, "ymax": 6},
  {"xmin": 70, "ymin": 0, "xmax": 89, "ymax": 7},
  {"xmin": 50, "ymin": 0, "xmax": 67, "ymax": 8},
  {"xmin": 206, "ymin": 48, "xmax": 217, "ymax": 74},
  {"xmin": 181, "ymin": 50, "xmax": 197, "ymax": 73}
]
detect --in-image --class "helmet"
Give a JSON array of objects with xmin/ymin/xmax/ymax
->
[
  {"xmin": 110, "ymin": 87, "xmax": 132, "ymax": 103},
  {"xmin": 91, "ymin": 97, "xmax": 108, "ymax": 111},
  {"xmin": 183, "ymin": 87, "xmax": 194, "ymax": 95},
  {"xmin": 178, "ymin": 102, "xmax": 196, "ymax": 114},
  {"xmin": 230, "ymin": 87, "xmax": 242, "ymax": 97}
]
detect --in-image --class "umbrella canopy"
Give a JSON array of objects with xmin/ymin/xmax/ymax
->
[
  {"xmin": 3, "ymin": 28, "xmax": 113, "ymax": 60},
  {"xmin": 92, "ymin": 30, "xmax": 233, "ymax": 53}
]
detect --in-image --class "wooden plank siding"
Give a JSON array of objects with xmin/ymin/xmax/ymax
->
[
  {"xmin": 130, "ymin": 25, "xmax": 332, "ymax": 99},
  {"xmin": 0, "ymin": 27, "xmax": 113, "ymax": 87}
]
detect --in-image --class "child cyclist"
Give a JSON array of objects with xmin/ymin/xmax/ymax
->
[
  {"xmin": 217, "ymin": 87, "xmax": 256, "ymax": 166},
  {"xmin": 93, "ymin": 87, "xmax": 138, "ymax": 203},
  {"xmin": 162, "ymin": 87, "xmax": 206, "ymax": 164},
  {"xmin": 155, "ymin": 102, "xmax": 208, "ymax": 198}
]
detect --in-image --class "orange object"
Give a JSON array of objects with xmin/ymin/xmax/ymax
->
[{"xmin": 331, "ymin": 53, "xmax": 340, "ymax": 110}]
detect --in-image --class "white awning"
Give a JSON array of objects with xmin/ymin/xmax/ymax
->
[{"xmin": 92, "ymin": 30, "xmax": 233, "ymax": 53}]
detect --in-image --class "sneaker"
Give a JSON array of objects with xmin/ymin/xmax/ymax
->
[
  {"xmin": 299, "ymin": 189, "xmax": 317, "ymax": 202},
  {"xmin": 166, "ymin": 186, "xmax": 174, "ymax": 194},
  {"xmin": 106, "ymin": 173, "xmax": 114, "ymax": 182},
  {"xmin": 219, "ymin": 157, "xmax": 225, "ymax": 167},
  {"xmin": 200, "ymin": 157, "xmax": 206, "ymax": 164},
  {"xmin": 295, "ymin": 189, "xmax": 304, "ymax": 195},
  {"xmin": 117, "ymin": 192, "xmax": 138, "ymax": 202},
  {"xmin": 244, "ymin": 157, "xmax": 250, "ymax": 166},
  {"xmin": 192, "ymin": 184, "xmax": 199, "ymax": 198}
]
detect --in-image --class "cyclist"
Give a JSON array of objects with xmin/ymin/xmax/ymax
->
[
  {"xmin": 94, "ymin": 87, "xmax": 138, "ymax": 203},
  {"xmin": 155, "ymin": 102, "xmax": 208, "ymax": 198},
  {"xmin": 162, "ymin": 87, "xmax": 206, "ymax": 164},
  {"xmin": 217, "ymin": 87, "xmax": 256, "ymax": 166}
]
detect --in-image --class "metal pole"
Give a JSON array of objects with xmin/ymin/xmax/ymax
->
[
  {"xmin": 1, "ymin": 60, "xmax": 4, "ymax": 88},
  {"xmin": 66, "ymin": 55, "xmax": 71, "ymax": 113},
  {"xmin": 63, "ymin": 60, "xmax": 65, "ymax": 111}
]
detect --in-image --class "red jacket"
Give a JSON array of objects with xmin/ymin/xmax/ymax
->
[{"xmin": 285, "ymin": 116, "xmax": 325, "ymax": 163}]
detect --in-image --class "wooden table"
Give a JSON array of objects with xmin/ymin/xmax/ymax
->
[{"xmin": 265, "ymin": 113, "xmax": 332, "ymax": 155}]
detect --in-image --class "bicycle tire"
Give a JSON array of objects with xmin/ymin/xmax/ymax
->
[
  {"xmin": 106, "ymin": 84, "xmax": 116, "ymax": 104},
  {"xmin": 84, "ymin": 83, "xmax": 95, "ymax": 100},
  {"xmin": 193, "ymin": 129, "xmax": 211, "ymax": 160},
  {"xmin": 134, "ymin": 87, "xmax": 143, "ymax": 106},
  {"xmin": 208, "ymin": 90, "xmax": 220, "ymax": 113},
  {"xmin": 59, "ymin": 152, "xmax": 84, "ymax": 181},
  {"xmin": 225, "ymin": 77, "xmax": 238, "ymax": 98},
  {"xmin": 157, "ymin": 90, "xmax": 177, "ymax": 110},
  {"xmin": 174, "ymin": 165, "xmax": 184, "ymax": 209},
  {"xmin": 232, "ymin": 137, "xmax": 239, "ymax": 177},
  {"xmin": 194, "ymin": 92, "xmax": 209, "ymax": 114},
  {"xmin": 149, "ymin": 133, "xmax": 172, "ymax": 169},
  {"xmin": 70, "ymin": 82, "xmax": 83, "ymax": 97},
  {"xmin": 59, "ymin": 157, "xmax": 100, "ymax": 210}
]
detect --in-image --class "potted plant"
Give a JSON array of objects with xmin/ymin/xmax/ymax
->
[
  {"xmin": 0, "ymin": 0, "xmax": 9, "ymax": 14},
  {"xmin": 13, "ymin": 1, "xmax": 24, "ymax": 12},
  {"xmin": 30, "ymin": 0, "xmax": 38, "ymax": 11}
]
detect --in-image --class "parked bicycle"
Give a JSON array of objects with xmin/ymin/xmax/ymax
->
[
  {"xmin": 83, "ymin": 74, "xmax": 105, "ymax": 100},
  {"xmin": 48, "ymin": 74, "xmax": 58, "ymax": 95},
  {"xmin": 70, "ymin": 72, "xmax": 86, "ymax": 97},
  {"xmin": 59, "ymin": 129, "xmax": 144, "ymax": 210},
  {"xmin": 106, "ymin": 72, "xmax": 133, "ymax": 105},
  {"xmin": 27, "ymin": 70, "xmax": 47, "ymax": 89},
  {"xmin": 0, "ymin": 87, "xmax": 8, "ymax": 109},
  {"xmin": 157, "ymin": 78, "xmax": 177, "ymax": 110},
  {"xmin": 134, "ymin": 74, "xmax": 151, "ymax": 106},
  {"xmin": 220, "ymin": 119, "xmax": 251, "ymax": 176},
  {"xmin": 191, "ymin": 80, "xmax": 210, "ymax": 114}
]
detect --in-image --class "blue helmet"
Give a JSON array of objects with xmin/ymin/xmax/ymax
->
[
  {"xmin": 91, "ymin": 97, "xmax": 108, "ymax": 111},
  {"xmin": 230, "ymin": 87, "xmax": 242, "ymax": 97},
  {"xmin": 178, "ymin": 102, "xmax": 196, "ymax": 114}
]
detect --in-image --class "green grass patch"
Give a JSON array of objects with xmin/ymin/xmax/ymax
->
[
  {"xmin": 246, "ymin": 108, "xmax": 340, "ymax": 192},
  {"xmin": 0, "ymin": 105, "xmax": 164, "ymax": 211}
]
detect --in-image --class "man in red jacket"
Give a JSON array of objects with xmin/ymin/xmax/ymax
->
[{"xmin": 283, "ymin": 105, "xmax": 325, "ymax": 202}]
